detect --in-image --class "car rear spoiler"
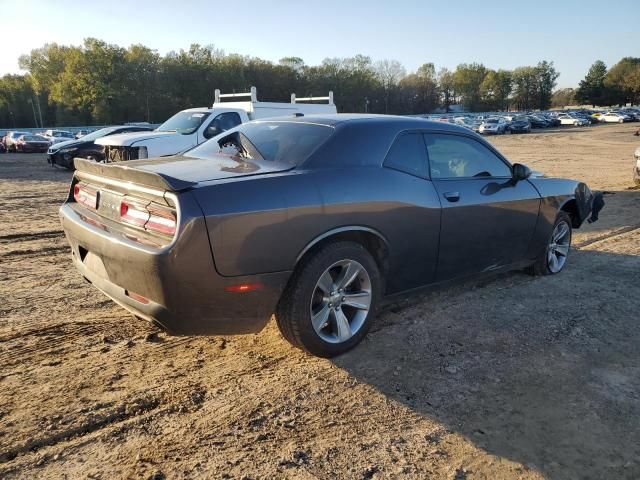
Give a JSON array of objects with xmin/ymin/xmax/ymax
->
[{"xmin": 73, "ymin": 158, "xmax": 197, "ymax": 192}]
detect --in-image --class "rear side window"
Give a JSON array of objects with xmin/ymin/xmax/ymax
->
[
  {"xmin": 383, "ymin": 133, "xmax": 429, "ymax": 178},
  {"xmin": 424, "ymin": 133, "xmax": 511, "ymax": 179},
  {"xmin": 189, "ymin": 121, "xmax": 334, "ymax": 166}
]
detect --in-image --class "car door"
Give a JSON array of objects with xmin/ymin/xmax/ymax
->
[{"xmin": 424, "ymin": 132, "xmax": 541, "ymax": 281}]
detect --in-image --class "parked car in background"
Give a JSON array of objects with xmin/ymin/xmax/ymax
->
[
  {"xmin": 507, "ymin": 115, "xmax": 531, "ymax": 133},
  {"xmin": 600, "ymin": 112, "xmax": 630, "ymax": 123},
  {"xmin": 634, "ymin": 146, "xmax": 640, "ymax": 185},
  {"xmin": 557, "ymin": 113, "xmax": 588, "ymax": 126},
  {"xmin": 75, "ymin": 130, "xmax": 91, "ymax": 139},
  {"xmin": 479, "ymin": 117, "xmax": 508, "ymax": 134},
  {"xmin": 48, "ymin": 125, "xmax": 155, "ymax": 169},
  {"xmin": 43, "ymin": 130, "xmax": 76, "ymax": 145},
  {"xmin": 527, "ymin": 115, "xmax": 550, "ymax": 129},
  {"xmin": 60, "ymin": 114, "xmax": 600, "ymax": 357},
  {"xmin": 14, "ymin": 134, "xmax": 51, "ymax": 153},
  {"xmin": 4, "ymin": 131, "xmax": 30, "ymax": 152},
  {"xmin": 537, "ymin": 113, "xmax": 558, "ymax": 127},
  {"xmin": 96, "ymin": 86, "xmax": 337, "ymax": 162}
]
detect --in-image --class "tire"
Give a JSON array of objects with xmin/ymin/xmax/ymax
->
[
  {"xmin": 527, "ymin": 211, "xmax": 572, "ymax": 276},
  {"xmin": 619, "ymin": 119, "xmax": 624, "ymax": 124},
  {"xmin": 276, "ymin": 241, "xmax": 381, "ymax": 357}
]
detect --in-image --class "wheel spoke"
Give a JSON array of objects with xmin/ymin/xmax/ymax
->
[
  {"xmin": 311, "ymin": 303, "xmax": 331, "ymax": 332},
  {"xmin": 555, "ymin": 244, "xmax": 569, "ymax": 257},
  {"xmin": 316, "ymin": 271, "xmax": 334, "ymax": 295},
  {"xmin": 548, "ymin": 251, "xmax": 559, "ymax": 271},
  {"xmin": 336, "ymin": 261, "xmax": 361, "ymax": 290},
  {"xmin": 554, "ymin": 223, "xmax": 568, "ymax": 243},
  {"xmin": 342, "ymin": 290, "xmax": 371, "ymax": 310},
  {"xmin": 334, "ymin": 309, "xmax": 352, "ymax": 342}
]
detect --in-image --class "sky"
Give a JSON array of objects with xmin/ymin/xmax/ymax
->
[{"xmin": 0, "ymin": 0, "xmax": 638, "ymax": 88}]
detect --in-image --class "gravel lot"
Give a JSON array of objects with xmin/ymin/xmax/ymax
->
[{"xmin": 1, "ymin": 123, "xmax": 639, "ymax": 480}]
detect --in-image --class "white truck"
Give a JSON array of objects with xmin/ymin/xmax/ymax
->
[{"xmin": 96, "ymin": 87, "xmax": 337, "ymax": 161}]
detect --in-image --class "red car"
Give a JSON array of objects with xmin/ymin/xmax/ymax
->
[{"xmin": 15, "ymin": 134, "xmax": 51, "ymax": 153}]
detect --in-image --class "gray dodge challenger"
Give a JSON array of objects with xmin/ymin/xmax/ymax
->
[{"xmin": 60, "ymin": 115, "xmax": 599, "ymax": 357}]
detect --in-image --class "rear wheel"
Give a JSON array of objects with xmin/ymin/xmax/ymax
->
[
  {"xmin": 528, "ymin": 212, "xmax": 572, "ymax": 276},
  {"xmin": 276, "ymin": 241, "xmax": 381, "ymax": 357}
]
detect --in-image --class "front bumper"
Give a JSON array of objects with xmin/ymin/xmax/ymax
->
[{"xmin": 59, "ymin": 199, "xmax": 290, "ymax": 335}]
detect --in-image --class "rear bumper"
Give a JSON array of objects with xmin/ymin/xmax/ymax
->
[{"xmin": 59, "ymin": 200, "xmax": 290, "ymax": 335}]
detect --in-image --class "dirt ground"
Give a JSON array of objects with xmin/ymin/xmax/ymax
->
[{"xmin": 1, "ymin": 123, "xmax": 639, "ymax": 480}]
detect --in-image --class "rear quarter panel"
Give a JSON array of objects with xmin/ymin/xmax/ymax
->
[{"xmin": 194, "ymin": 167, "xmax": 442, "ymax": 294}]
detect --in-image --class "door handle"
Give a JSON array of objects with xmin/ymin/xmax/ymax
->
[{"xmin": 443, "ymin": 191, "xmax": 460, "ymax": 202}]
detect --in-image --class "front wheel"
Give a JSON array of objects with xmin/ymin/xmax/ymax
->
[
  {"xmin": 527, "ymin": 212, "xmax": 572, "ymax": 276},
  {"xmin": 276, "ymin": 241, "xmax": 381, "ymax": 357}
]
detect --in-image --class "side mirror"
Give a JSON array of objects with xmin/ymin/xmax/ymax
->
[
  {"xmin": 512, "ymin": 163, "xmax": 532, "ymax": 181},
  {"xmin": 203, "ymin": 125, "xmax": 221, "ymax": 139}
]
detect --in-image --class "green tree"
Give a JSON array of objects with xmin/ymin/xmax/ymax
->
[
  {"xmin": 575, "ymin": 60, "xmax": 608, "ymax": 106},
  {"xmin": 534, "ymin": 61, "xmax": 559, "ymax": 110},
  {"xmin": 453, "ymin": 63, "xmax": 487, "ymax": 111},
  {"xmin": 605, "ymin": 57, "xmax": 640, "ymax": 105},
  {"xmin": 437, "ymin": 68, "xmax": 455, "ymax": 112},
  {"xmin": 0, "ymin": 75, "xmax": 37, "ymax": 127},
  {"xmin": 480, "ymin": 69, "xmax": 512, "ymax": 111}
]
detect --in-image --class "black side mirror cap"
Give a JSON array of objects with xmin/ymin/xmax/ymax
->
[{"xmin": 512, "ymin": 163, "xmax": 532, "ymax": 181}]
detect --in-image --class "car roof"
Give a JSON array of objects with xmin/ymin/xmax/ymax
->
[{"xmin": 258, "ymin": 113, "xmax": 471, "ymax": 134}]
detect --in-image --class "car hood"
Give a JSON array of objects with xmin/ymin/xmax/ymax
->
[
  {"xmin": 74, "ymin": 153, "xmax": 293, "ymax": 192},
  {"xmin": 95, "ymin": 130, "xmax": 175, "ymax": 146}
]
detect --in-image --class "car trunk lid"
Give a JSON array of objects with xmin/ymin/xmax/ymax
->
[{"xmin": 74, "ymin": 154, "xmax": 293, "ymax": 192}]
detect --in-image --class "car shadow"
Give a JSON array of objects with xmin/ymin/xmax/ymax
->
[{"xmin": 333, "ymin": 247, "xmax": 640, "ymax": 479}]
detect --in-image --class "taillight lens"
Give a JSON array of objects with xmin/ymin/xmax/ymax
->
[
  {"xmin": 146, "ymin": 204, "xmax": 177, "ymax": 235},
  {"xmin": 120, "ymin": 199, "xmax": 176, "ymax": 236},
  {"xmin": 120, "ymin": 200, "xmax": 149, "ymax": 227},
  {"xmin": 73, "ymin": 183, "xmax": 98, "ymax": 209}
]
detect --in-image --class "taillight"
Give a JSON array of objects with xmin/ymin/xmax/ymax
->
[
  {"xmin": 73, "ymin": 183, "xmax": 98, "ymax": 209},
  {"xmin": 146, "ymin": 204, "xmax": 176, "ymax": 235},
  {"xmin": 120, "ymin": 200, "xmax": 149, "ymax": 227},
  {"xmin": 120, "ymin": 199, "xmax": 176, "ymax": 236}
]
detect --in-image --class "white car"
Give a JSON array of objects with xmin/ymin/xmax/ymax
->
[
  {"xmin": 96, "ymin": 86, "xmax": 337, "ymax": 161},
  {"xmin": 556, "ymin": 114, "xmax": 588, "ymax": 126},
  {"xmin": 600, "ymin": 112, "xmax": 630, "ymax": 123},
  {"xmin": 43, "ymin": 129, "xmax": 76, "ymax": 145},
  {"xmin": 479, "ymin": 117, "xmax": 508, "ymax": 134}
]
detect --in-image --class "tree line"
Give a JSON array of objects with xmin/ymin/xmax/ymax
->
[{"xmin": 0, "ymin": 38, "xmax": 638, "ymax": 128}]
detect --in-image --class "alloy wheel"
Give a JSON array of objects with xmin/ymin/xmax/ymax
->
[
  {"xmin": 309, "ymin": 259, "xmax": 372, "ymax": 344},
  {"xmin": 547, "ymin": 221, "xmax": 571, "ymax": 273}
]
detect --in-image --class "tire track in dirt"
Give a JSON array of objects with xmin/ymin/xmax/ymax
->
[
  {"xmin": 574, "ymin": 225, "xmax": 640, "ymax": 249},
  {"xmin": 0, "ymin": 245, "xmax": 69, "ymax": 259},
  {"xmin": 0, "ymin": 230, "xmax": 64, "ymax": 242}
]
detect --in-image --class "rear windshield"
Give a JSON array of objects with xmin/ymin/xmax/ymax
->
[
  {"xmin": 188, "ymin": 121, "xmax": 334, "ymax": 166},
  {"xmin": 24, "ymin": 135, "xmax": 48, "ymax": 141}
]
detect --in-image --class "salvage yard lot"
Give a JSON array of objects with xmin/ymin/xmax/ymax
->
[{"xmin": 1, "ymin": 124, "xmax": 639, "ymax": 479}]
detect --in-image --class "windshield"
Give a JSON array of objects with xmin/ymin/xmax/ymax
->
[
  {"xmin": 53, "ymin": 131, "xmax": 74, "ymax": 138},
  {"xmin": 157, "ymin": 111, "xmax": 211, "ymax": 135},
  {"xmin": 188, "ymin": 121, "xmax": 334, "ymax": 166},
  {"xmin": 486, "ymin": 119, "xmax": 498, "ymax": 124},
  {"xmin": 514, "ymin": 116, "xmax": 528, "ymax": 122}
]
